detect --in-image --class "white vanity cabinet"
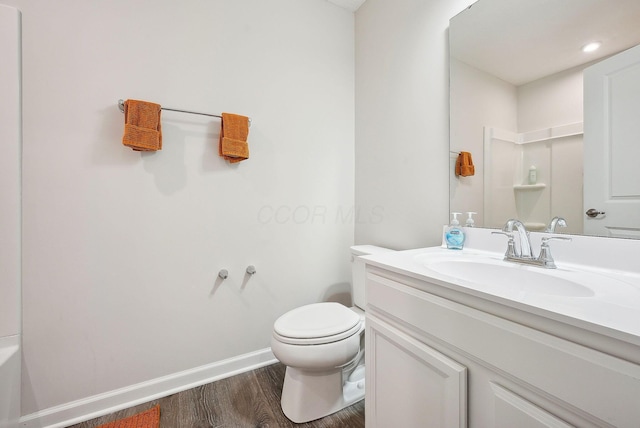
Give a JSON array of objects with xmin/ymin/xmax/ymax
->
[
  {"xmin": 364, "ymin": 265, "xmax": 640, "ymax": 428},
  {"xmin": 366, "ymin": 315, "xmax": 467, "ymax": 428}
]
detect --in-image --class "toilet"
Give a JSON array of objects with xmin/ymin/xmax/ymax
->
[{"xmin": 271, "ymin": 245, "xmax": 393, "ymax": 423}]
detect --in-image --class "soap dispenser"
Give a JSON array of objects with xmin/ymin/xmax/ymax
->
[
  {"xmin": 465, "ymin": 212, "xmax": 477, "ymax": 227},
  {"xmin": 445, "ymin": 212, "xmax": 465, "ymax": 250}
]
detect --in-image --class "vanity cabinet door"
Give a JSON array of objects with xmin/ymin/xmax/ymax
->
[
  {"xmin": 489, "ymin": 383, "xmax": 573, "ymax": 428},
  {"xmin": 365, "ymin": 315, "xmax": 467, "ymax": 428}
]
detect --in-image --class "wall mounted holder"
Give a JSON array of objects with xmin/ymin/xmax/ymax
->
[{"xmin": 117, "ymin": 99, "xmax": 251, "ymax": 125}]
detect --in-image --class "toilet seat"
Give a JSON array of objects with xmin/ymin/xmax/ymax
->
[{"xmin": 273, "ymin": 302, "xmax": 362, "ymax": 345}]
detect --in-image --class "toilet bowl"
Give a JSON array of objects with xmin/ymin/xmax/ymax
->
[{"xmin": 271, "ymin": 245, "xmax": 393, "ymax": 423}]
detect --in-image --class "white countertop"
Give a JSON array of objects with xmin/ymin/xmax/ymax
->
[{"xmin": 362, "ymin": 243, "xmax": 640, "ymax": 349}]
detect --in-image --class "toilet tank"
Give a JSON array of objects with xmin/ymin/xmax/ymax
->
[{"xmin": 350, "ymin": 245, "xmax": 394, "ymax": 309}]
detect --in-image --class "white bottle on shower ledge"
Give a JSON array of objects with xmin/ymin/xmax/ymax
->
[{"xmin": 528, "ymin": 165, "xmax": 538, "ymax": 184}]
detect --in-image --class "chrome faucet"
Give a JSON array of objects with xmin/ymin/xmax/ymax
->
[
  {"xmin": 493, "ymin": 219, "xmax": 571, "ymax": 268},
  {"xmin": 502, "ymin": 219, "xmax": 533, "ymax": 258},
  {"xmin": 546, "ymin": 216, "xmax": 567, "ymax": 233}
]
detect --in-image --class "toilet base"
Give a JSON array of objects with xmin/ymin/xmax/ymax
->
[{"xmin": 280, "ymin": 364, "xmax": 365, "ymax": 423}]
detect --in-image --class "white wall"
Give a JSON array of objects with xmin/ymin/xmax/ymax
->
[
  {"xmin": 4, "ymin": 0, "xmax": 355, "ymax": 417},
  {"xmin": 449, "ymin": 58, "xmax": 517, "ymax": 227},
  {"xmin": 0, "ymin": 4, "xmax": 21, "ymax": 341},
  {"xmin": 517, "ymin": 64, "xmax": 584, "ymax": 132},
  {"xmin": 355, "ymin": 0, "xmax": 476, "ymax": 249},
  {"xmin": 550, "ymin": 135, "xmax": 583, "ymax": 234},
  {"xmin": 0, "ymin": 5, "xmax": 22, "ymax": 427}
]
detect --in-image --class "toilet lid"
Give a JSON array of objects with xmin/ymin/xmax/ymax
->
[{"xmin": 273, "ymin": 302, "xmax": 361, "ymax": 343}]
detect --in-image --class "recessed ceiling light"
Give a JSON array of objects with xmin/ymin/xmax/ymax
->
[{"xmin": 582, "ymin": 42, "xmax": 602, "ymax": 53}]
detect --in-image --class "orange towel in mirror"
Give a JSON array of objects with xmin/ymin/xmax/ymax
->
[
  {"xmin": 122, "ymin": 99, "xmax": 162, "ymax": 151},
  {"xmin": 455, "ymin": 151, "xmax": 475, "ymax": 177},
  {"xmin": 219, "ymin": 113, "xmax": 250, "ymax": 163}
]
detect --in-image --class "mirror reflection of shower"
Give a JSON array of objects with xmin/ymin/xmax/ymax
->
[{"xmin": 483, "ymin": 123, "xmax": 583, "ymax": 235}]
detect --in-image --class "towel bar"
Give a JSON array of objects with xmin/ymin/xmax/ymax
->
[{"xmin": 118, "ymin": 99, "xmax": 251, "ymax": 125}]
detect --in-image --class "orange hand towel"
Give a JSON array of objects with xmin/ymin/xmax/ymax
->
[
  {"xmin": 455, "ymin": 151, "xmax": 475, "ymax": 177},
  {"xmin": 219, "ymin": 113, "xmax": 250, "ymax": 163},
  {"xmin": 122, "ymin": 99, "xmax": 162, "ymax": 151}
]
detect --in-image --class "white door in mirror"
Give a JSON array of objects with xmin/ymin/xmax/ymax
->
[{"xmin": 584, "ymin": 44, "xmax": 640, "ymax": 239}]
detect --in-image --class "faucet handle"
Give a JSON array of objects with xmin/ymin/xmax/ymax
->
[
  {"xmin": 541, "ymin": 236, "xmax": 572, "ymax": 245},
  {"xmin": 538, "ymin": 236, "xmax": 571, "ymax": 268},
  {"xmin": 492, "ymin": 231, "xmax": 518, "ymax": 258},
  {"xmin": 545, "ymin": 216, "xmax": 567, "ymax": 233},
  {"xmin": 492, "ymin": 231, "xmax": 512, "ymax": 238}
]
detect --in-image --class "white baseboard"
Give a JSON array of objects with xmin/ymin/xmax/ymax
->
[{"xmin": 19, "ymin": 348, "xmax": 277, "ymax": 428}]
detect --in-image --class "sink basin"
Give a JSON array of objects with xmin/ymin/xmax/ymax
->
[{"xmin": 414, "ymin": 254, "xmax": 595, "ymax": 298}]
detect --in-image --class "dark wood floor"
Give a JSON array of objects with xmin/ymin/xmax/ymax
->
[{"xmin": 68, "ymin": 363, "xmax": 365, "ymax": 428}]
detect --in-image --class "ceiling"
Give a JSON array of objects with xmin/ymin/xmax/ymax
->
[
  {"xmin": 327, "ymin": 0, "xmax": 367, "ymax": 12},
  {"xmin": 450, "ymin": 0, "xmax": 640, "ymax": 85}
]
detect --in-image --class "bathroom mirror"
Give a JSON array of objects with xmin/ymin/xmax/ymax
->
[{"xmin": 449, "ymin": 0, "xmax": 640, "ymax": 238}]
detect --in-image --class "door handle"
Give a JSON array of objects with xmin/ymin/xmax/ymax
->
[{"xmin": 585, "ymin": 208, "xmax": 605, "ymax": 218}]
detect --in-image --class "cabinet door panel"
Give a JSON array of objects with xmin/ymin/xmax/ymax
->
[
  {"xmin": 490, "ymin": 383, "xmax": 573, "ymax": 428},
  {"xmin": 366, "ymin": 315, "xmax": 467, "ymax": 428}
]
